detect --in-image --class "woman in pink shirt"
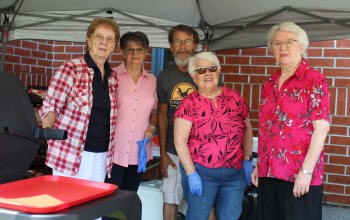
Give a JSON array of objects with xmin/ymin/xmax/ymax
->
[
  {"xmin": 105, "ymin": 32, "xmax": 158, "ymax": 192},
  {"xmin": 174, "ymin": 52, "xmax": 253, "ymax": 220},
  {"xmin": 251, "ymin": 22, "xmax": 330, "ymax": 220}
]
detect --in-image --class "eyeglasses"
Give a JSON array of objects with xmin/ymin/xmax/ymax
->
[
  {"xmin": 194, "ymin": 65, "xmax": 218, "ymax": 74},
  {"xmin": 125, "ymin": 48, "xmax": 146, "ymax": 54},
  {"xmin": 270, "ymin": 39, "xmax": 298, "ymax": 50},
  {"xmin": 173, "ymin": 39, "xmax": 194, "ymax": 47},
  {"xmin": 93, "ymin": 34, "xmax": 115, "ymax": 44}
]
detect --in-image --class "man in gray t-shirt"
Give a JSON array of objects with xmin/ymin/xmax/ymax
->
[{"xmin": 156, "ymin": 25, "xmax": 198, "ymax": 220}]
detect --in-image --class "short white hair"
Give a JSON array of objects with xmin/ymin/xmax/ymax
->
[
  {"xmin": 188, "ymin": 51, "xmax": 221, "ymax": 76},
  {"xmin": 267, "ymin": 21, "xmax": 309, "ymax": 56}
]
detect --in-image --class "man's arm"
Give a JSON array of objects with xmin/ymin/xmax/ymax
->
[{"xmin": 158, "ymin": 102, "xmax": 176, "ymax": 177}]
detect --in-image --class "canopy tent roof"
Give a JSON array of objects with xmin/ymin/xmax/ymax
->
[{"xmin": 1, "ymin": 0, "xmax": 350, "ymax": 50}]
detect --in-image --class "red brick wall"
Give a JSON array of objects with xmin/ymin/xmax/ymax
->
[
  {"xmin": 216, "ymin": 39, "xmax": 350, "ymax": 206},
  {"xmin": 0, "ymin": 40, "xmax": 152, "ymax": 88},
  {"xmin": 0, "ymin": 39, "xmax": 349, "ymax": 206}
]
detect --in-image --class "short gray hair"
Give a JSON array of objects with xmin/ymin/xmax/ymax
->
[
  {"xmin": 267, "ymin": 21, "xmax": 309, "ymax": 56},
  {"xmin": 188, "ymin": 52, "xmax": 221, "ymax": 76}
]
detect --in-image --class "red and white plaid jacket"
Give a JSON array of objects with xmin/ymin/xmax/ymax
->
[{"xmin": 39, "ymin": 56, "xmax": 118, "ymax": 177}]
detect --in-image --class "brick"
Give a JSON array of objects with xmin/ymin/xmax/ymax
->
[
  {"xmin": 53, "ymin": 53, "xmax": 72, "ymax": 60},
  {"xmin": 331, "ymin": 136, "xmax": 350, "ymax": 146},
  {"xmin": 224, "ymin": 74, "xmax": 248, "ymax": 83},
  {"xmin": 251, "ymin": 84, "xmax": 261, "ymax": 110},
  {"xmin": 251, "ymin": 57, "xmax": 276, "ymax": 65},
  {"xmin": 347, "ymin": 166, "xmax": 350, "ymax": 175},
  {"xmin": 226, "ymin": 56, "xmax": 250, "ymax": 65},
  {"xmin": 324, "ymin": 194, "xmax": 350, "ymax": 205},
  {"xmin": 249, "ymin": 111, "xmax": 259, "ymax": 119},
  {"xmin": 52, "ymin": 45, "xmax": 64, "ymax": 52},
  {"xmin": 65, "ymin": 45, "xmax": 84, "ymax": 53},
  {"xmin": 216, "ymin": 49, "xmax": 240, "ymax": 55},
  {"xmin": 324, "ymin": 145, "xmax": 347, "ymax": 155},
  {"xmin": 4, "ymin": 63, "xmax": 14, "ymax": 72},
  {"xmin": 348, "ymin": 89, "xmax": 350, "ymax": 116},
  {"xmin": 21, "ymin": 57, "xmax": 37, "ymax": 65},
  {"xmin": 216, "ymin": 55, "xmax": 224, "ymax": 64},
  {"xmin": 250, "ymin": 75, "xmax": 267, "ymax": 84},
  {"xmin": 14, "ymin": 64, "xmax": 30, "ymax": 73},
  {"xmin": 346, "ymin": 186, "xmax": 350, "ymax": 194},
  {"xmin": 243, "ymin": 84, "xmax": 250, "ymax": 104},
  {"xmin": 242, "ymin": 48, "xmax": 267, "ymax": 56},
  {"xmin": 323, "ymin": 68, "xmax": 350, "ymax": 77},
  {"xmin": 22, "ymin": 41, "xmax": 38, "ymax": 50},
  {"xmin": 221, "ymin": 65, "xmax": 239, "ymax": 73},
  {"xmin": 233, "ymin": 84, "xmax": 242, "ymax": 94},
  {"xmin": 38, "ymin": 43, "xmax": 53, "ymax": 52},
  {"xmin": 310, "ymin": 40, "xmax": 334, "ymax": 48},
  {"xmin": 144, "ymin": 63, "xmax": 151, "ymax": 71},
  {"xmin": 4, "ymin": 55, "xmax": 20, "ymax": 63},
  {"xmin": 336, "ymin": 39, "xmax": 350, "ymax": 48},
  {"xmin": 328, "ymin": 174, "xmax": 350, "ymax": 184},
  {"xmin": 308, "ymin": 58, "xmax": 334, "ymax": 67},
  {"xmin": 329, "ymin": 155, "xmax": 350, "ymax": 166},
  {"xmin": 14, "ymin": 48, "xmax": 31, "ymax": 57},
  {"xmin": 267, "ymin": 66, "xmax": 279, "ymax": 75},
  {"xmin": 329, "ymin": 126, "xmax": 347, "ymax": 135},
  {"xmin": 324, "ymin": 49, "xmax": 350, "ymax": 57},
  {"xmin": 329, "ymin": 88, "xmax": 336, "ymax": 115},
  {"xmin": 307, "ymin": 48, "xmax": 323, "ymax": 57},
  {"xmin": 324, "ymin": 164, "xmax": 345, "ymax": 174},
  {"xmin": 32, "ymin": 51, "xmax": 47, "ymax": 59},
  {"xmin": 54, "ymin": 41, "xmax": 73, "ymax": 45},
  {"xmin": 336, "ymin": 88, "xmax": 346, "ymax": 115},
  {"xmin": 334, "ymin": 78, "xmax": 350, "ymax": 87},
  {"xmin": 8, "ymin": 40, "xmax": 22, "ymax": 47},
  {"xmin": 110, "ymin": 54, "xmax": 124, "ymax": 62},
  {"xmin": 324, "ymin": 183, "xmax": 345, "ymax": 194},
  {"xmin": 241, "ymin": 65, "xmax": 265, "ymax": 74},
  {"xmin": 5, "ymin": 46, "xmax": 14, "ymax": 54},
  {"xmin": 336, "ymin": 59, "xmax": 350, "ymax": 67},
  {"xmin": 38, "ymin": 59, "xmax": 52, "ymax": 67},
  {"xmin": 31, "ymin": 66, "xmax": 46, "ymax": 74},
  {"xmin": 331, "ymin": 116, "xmax": 350, "ymax": 125}
]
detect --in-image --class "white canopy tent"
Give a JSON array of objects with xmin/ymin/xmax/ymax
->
[{"xmin": 2, "ymin": 0, "xmax": 350, "ymax": 50}]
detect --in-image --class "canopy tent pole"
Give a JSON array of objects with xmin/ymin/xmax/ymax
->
[{"xmin": 1, "ymin": 14, "xmax": 9, "ymax": 71}]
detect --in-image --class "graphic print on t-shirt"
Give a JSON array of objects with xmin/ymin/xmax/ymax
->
[{"xmin": 170, "ymin": 82, "xmax": 196, "ymax": 109}]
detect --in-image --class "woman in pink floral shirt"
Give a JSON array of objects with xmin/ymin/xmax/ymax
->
[
  {"xmin": 174, "ymin": 52, "xmax": 253, "ymax": 220},
  {"xmin": 251, "ymin": 22, "xmax": 330, "ymax": 220}
]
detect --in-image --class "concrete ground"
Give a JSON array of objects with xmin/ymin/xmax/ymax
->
[{"xmin": 323, "ymin": 204, "xmax": 350, "ymax": 220}]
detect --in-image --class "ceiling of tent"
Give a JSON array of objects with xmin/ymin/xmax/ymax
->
[{"xmin": 1, "ymin": 0, "xmax": 350, "ymax": 50}]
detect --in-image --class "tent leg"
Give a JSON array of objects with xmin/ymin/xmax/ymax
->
[{"xmin": 1, "ymin": 14, "xmax": 9, "ymax": 71}]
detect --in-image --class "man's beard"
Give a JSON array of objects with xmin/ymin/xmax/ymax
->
[{"xmin": 174, "ymin": 56, "xmax": 189, "ymax": 68}]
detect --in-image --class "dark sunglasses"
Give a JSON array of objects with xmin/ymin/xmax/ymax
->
[{"xmin": 194, "ymin": 65, "xmax": 218, "ymax": 74}]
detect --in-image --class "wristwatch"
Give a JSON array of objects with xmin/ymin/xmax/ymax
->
[{"xmin": 300, "ymin": 168, "xmax": 312, "ymax": 175}]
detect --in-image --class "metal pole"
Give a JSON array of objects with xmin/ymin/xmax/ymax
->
[{"xmin": 1, "ymin": 14, "xmax": 9, "ymax": 71}]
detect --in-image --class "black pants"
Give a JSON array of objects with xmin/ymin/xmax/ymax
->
[
  {"xmin": 257, "ymin": 178, "xmax": 322, "ymax": 220},
  {"xmin": 105, "ymin": 164, "xmax": 141, "ymax": 191}
]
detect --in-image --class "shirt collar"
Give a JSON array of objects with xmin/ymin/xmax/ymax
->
[
  {"xmin": 84, "ymin": 52, "xmax": 112, "ymax": 78},
  {"xmin": 117, "ymin": 62, "xmax": 149, "ymax": 78},
  {"xmin": 271, "ymin": 58, "xmax": 310, "ymax": 82}
]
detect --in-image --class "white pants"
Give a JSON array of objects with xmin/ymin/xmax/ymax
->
[{"xmin": 52, "ymin": 150, "xmax": 107, "ymax": 182}]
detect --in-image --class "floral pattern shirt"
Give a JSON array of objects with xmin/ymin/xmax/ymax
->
[
  {"xmin": 258, "ymin": 58, "xmax": 330, "ymax": 185},
  {"xmin": 174, "ymin": 87, "xmax": 249, "ymax": 169}
]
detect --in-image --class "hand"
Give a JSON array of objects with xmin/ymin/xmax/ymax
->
[
  {"xmin": 243, "ymin": 160, "xmax": 254, "ymax": 186},
  {"xmin": 188, "ymin": 171, "xmax": 202, "ymax": 196},
  {"xmin": 144, "ymin": 125, "xmax": 156, "ymax": 140},
  {"xmin": 251, "ymin": 165, "xmax": 259, "ymax": 187},
  {"xmin": 293, "ymin": 171, "xmax": 312, "ymax": 197},
  {"xmin": 160, "ymin": 153, "xmax": 177, "ymax": 177},
  {"xmin": 137, "ymin": 138, "xmax": 150, "ymax": 173}
]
